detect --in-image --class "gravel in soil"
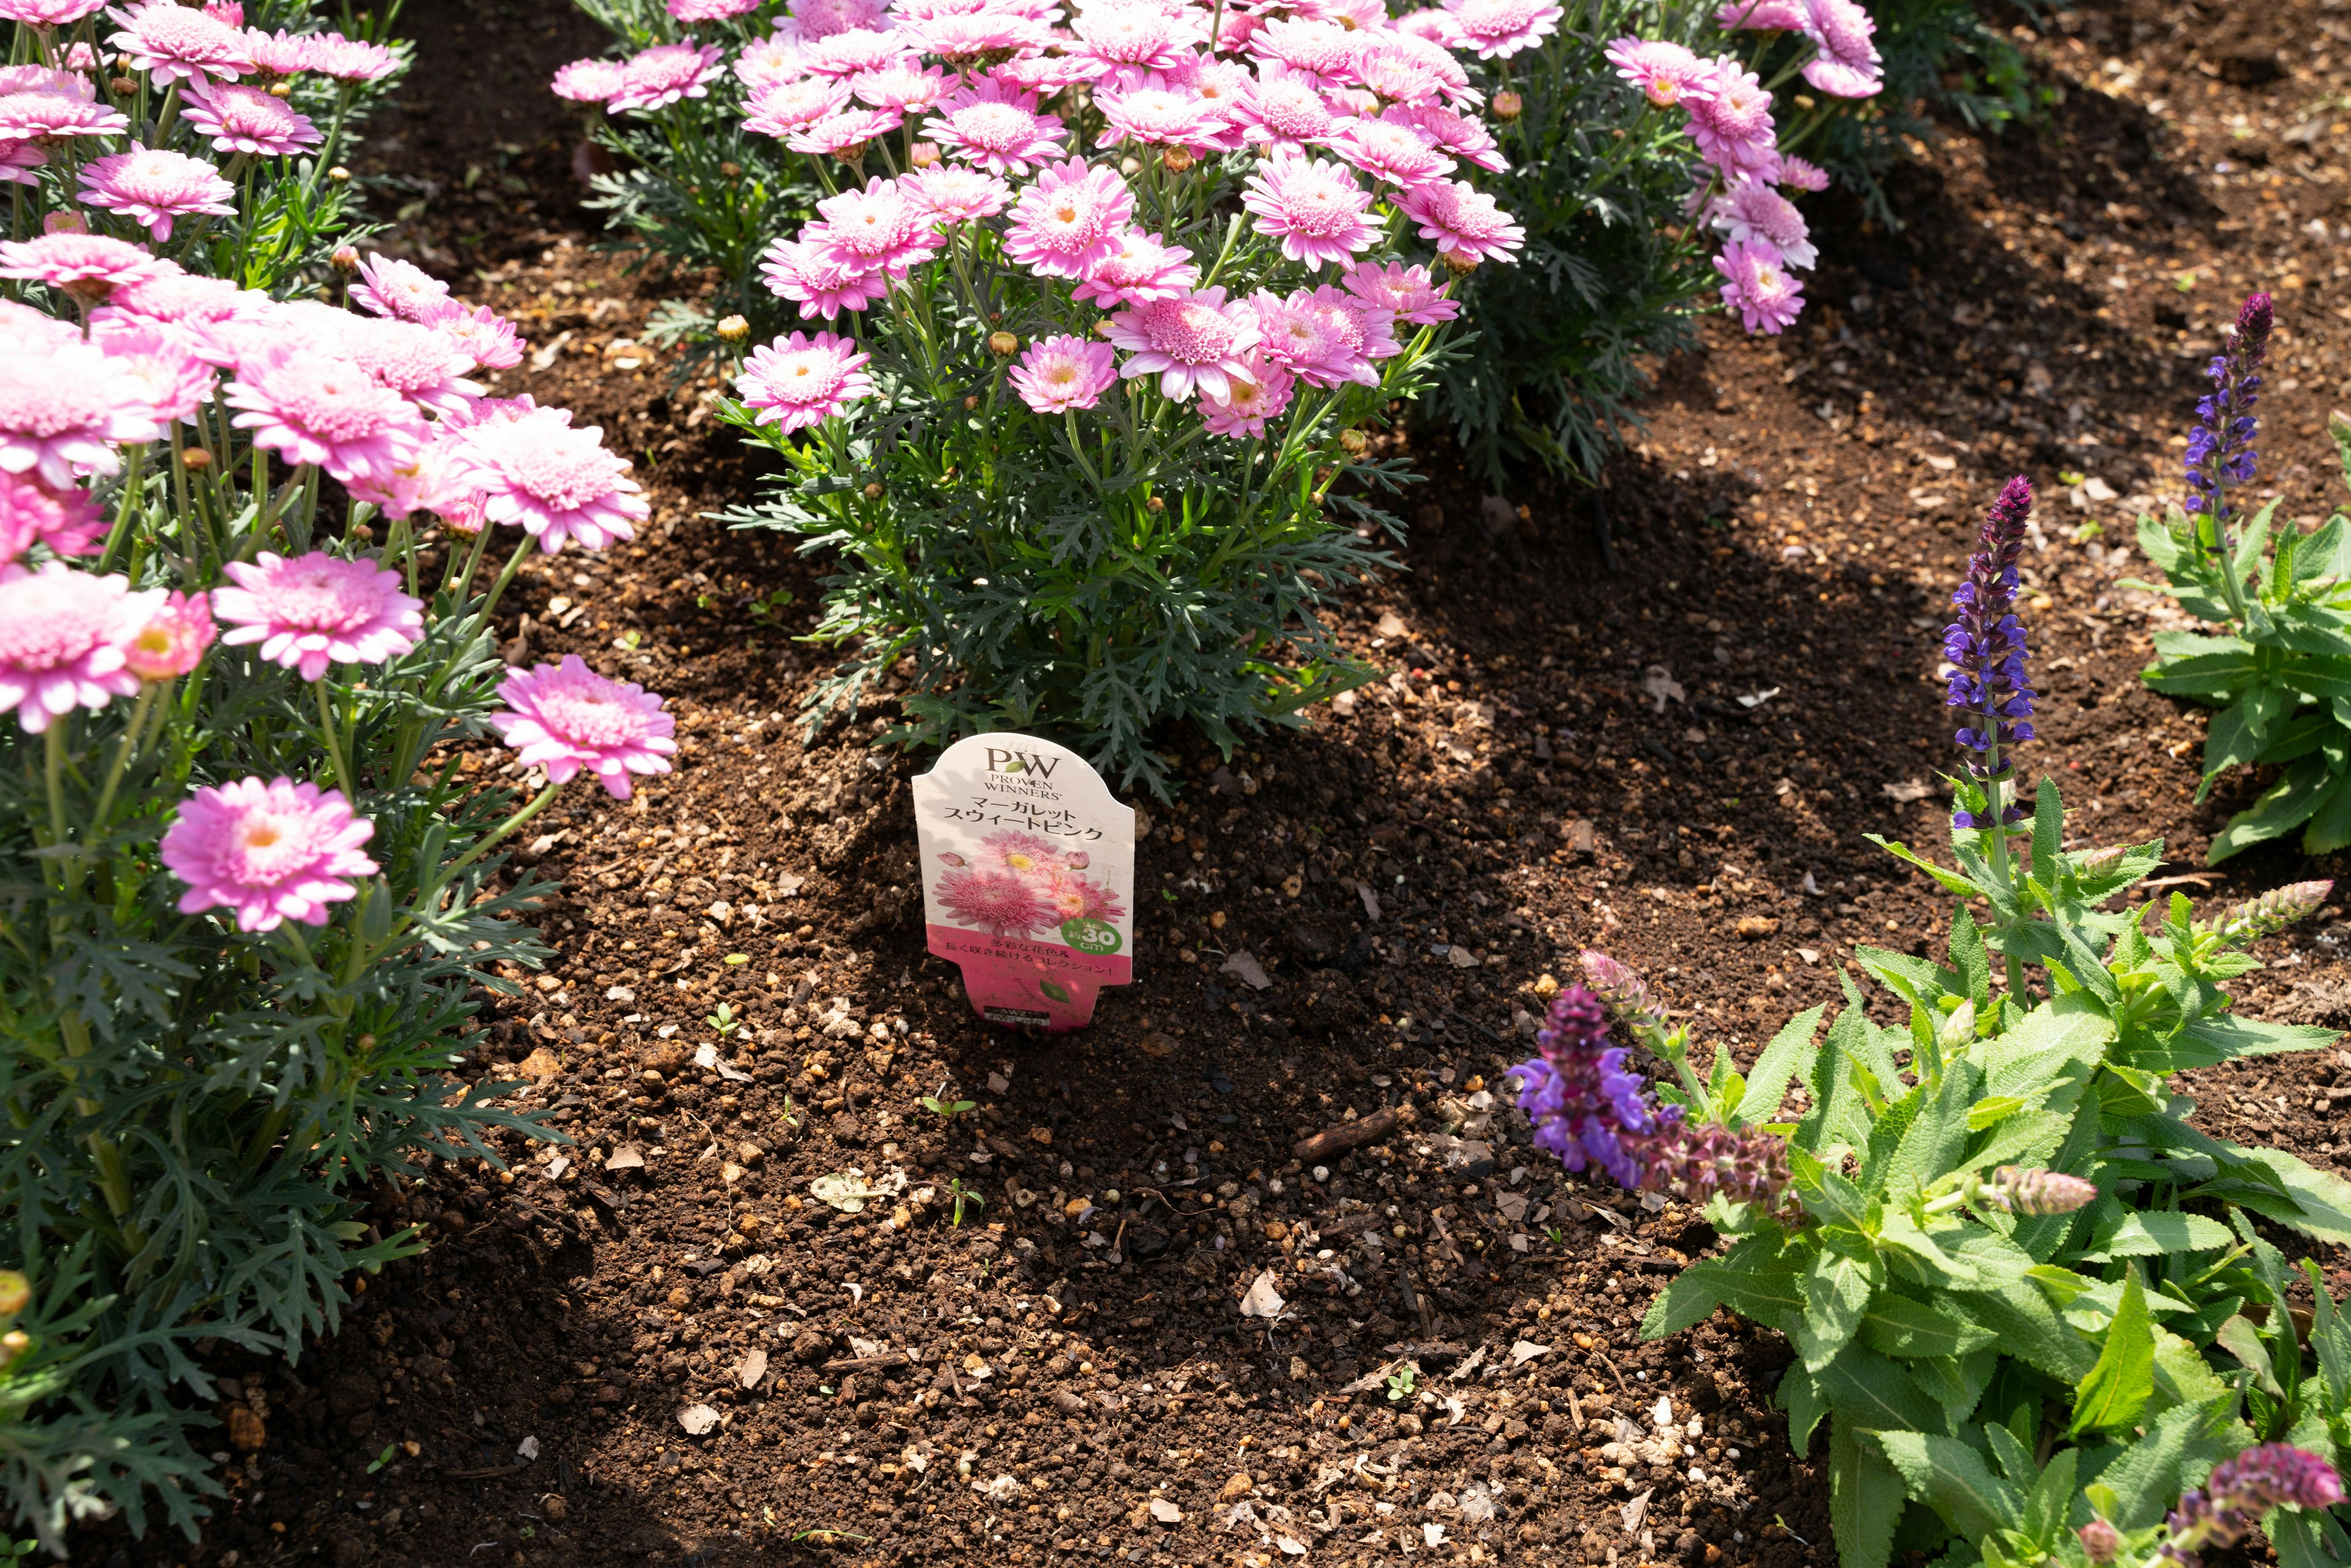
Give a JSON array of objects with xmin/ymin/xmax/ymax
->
[{"xmin": 102, "ymin": 0, "xmax": 2351, "ymax": 1563}]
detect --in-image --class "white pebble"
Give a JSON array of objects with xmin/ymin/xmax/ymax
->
[{"xmin": 1313, "ymin": 1166, "xmax": 1330, "ymax": 1182}]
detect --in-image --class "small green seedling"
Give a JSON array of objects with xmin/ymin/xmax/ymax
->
[
  {"xmin": 947, "ymin": 1176, "xmax": 986, "ymax": 1228},
  {"xmin": 921, "ymin": 1094, "xmax": 976, "ymax": 1122},
  {"xmin": 778, "ymin": 1094, "xmax": 801, "ymax": 1129},
  {"xmin": 366, "ymin": 1443, "xmax": 397, "ymax": 1474},
  {"xmin": 746, "ymin": 587, "xmax": 797, "ymax": 621},
  {"xmin": 707, "ymin": 1002, "xmax": 739, "ymax": 1037},
  {"xmin": 1384, "ymin": 1365, "xmax": 1417, "ymax": 1402}
]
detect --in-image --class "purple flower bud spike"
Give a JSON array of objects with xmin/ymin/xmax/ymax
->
[
  {"xmin": 2159, "ymin": 1444, "xmax": 2343, "ymax": 1568},
  {"xmin": 2214, "ymin": 879, "xmax": 2333, "ymax": 945},
  {"xmin": 1945, "ymin": 476, "xmax": 2037, "ymax": 830},
  {"xmin": 2186, "ymin": 293, "xmax": 2273, "ymax": 530}
]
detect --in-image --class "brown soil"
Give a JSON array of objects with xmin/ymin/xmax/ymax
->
[{"xmin": 97, "ymin": 0, "xmax": 2351, "ymax": 1564}]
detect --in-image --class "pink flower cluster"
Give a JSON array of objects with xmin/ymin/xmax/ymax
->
[
  {"xmin": 1603, "ymin": 11, "xmax": 1877, "ymax": 336},
  {"xmin": 933, "ymin": 830, "xmax": 1125, "ymax": 940}
]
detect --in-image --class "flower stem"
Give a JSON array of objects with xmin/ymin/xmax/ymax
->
[
  {"xmin": 436, "ymin": 779, "xmax": 564, "ymax": 888},
  {"xmin": 313, "ymin": 677, "xmax": 360, "ymax": 803}
]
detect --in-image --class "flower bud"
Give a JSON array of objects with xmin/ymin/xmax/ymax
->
[
  {"xmin": 1580, "ymin": 950, "xmax": 1665, "ymax": 1030},
  {"xmin": 179, "ymin": 448, "xmax": 212, "ymax": 471},
  {"xmin": 719, "ymin": 160, "xmax": 742, "ymax": 179},
  {"xmin": 1440, "ymin": 248, "xmax": 1479, "ymax": 275},
  {"xmin": 1161, "ymin": 146, "xmax": 1194, "ymax": 173},
  {"xmin": 964, "ymin": 394, "xmax": 979, "ymax": 410},
  {"xmin": 110, "ymin": 75, "xmax": 137, "ymax": 94},
  {"xmin": 2078, "ymin": 1521, "xmax": 2120, "ymax": 1564},
  {"xmin": 43, "ymin": 211, "xmax": 87, "ymax": 236},
  {"xmin": 2215, "ymin": 880, "xmax": 2333, "ymax": 945},
  {"xmin": 909, "ymin": 141, "xmax": 943, "ymax": 169},
  {"xmin": 2075, "ymin": 844, "xmax": 2128, "ymax": 877},
  {"xmin": 269, "ymin": 80, "xmax": 291, "ymax": 97},
  {"xmin": 1338, "ymin": 429, "xmax": 1368, "ymax": 456},
  {"xmin": 863, "ymin": 482, "xmax": 885, "ymax": 500},
  {"xmin": 1119, "ymin": 156, "xmax": 1142, "ymax": 176},
  {"xmin": 1932, "ymin": 998, "xmax": 1975, "ymax": 1054},
  {"xmin": 331, "ymin": 244, "xmax": 361, "ymax": 273},
  {"xmin": 987, "ymin": 330, "xmax": 1019, "ymax": 357},
  {"xmin": 0, "ymin": 1271, "xmax": 27, "ymax": 1317},
  {"xmin": 715, "ymin": 314, "xmax": 749, "ymax": 342},
  {"xmin": 1492, "ymin": 89, "xmax": 1523, "ymax": 120},
  {"xmin": 0, "ymin": 1330, "xmax": 28, "ymax": 1366},
  {"xmin": 1146, "ymin": 495, "xmax": 1165, "ymax": 514},
  {"xmin": 1984, "ymin": 1166, "xmax": 2096, "ymax": 1215},
  {"xmin": 328, "ymin": 166, "xmax": 351, "ymax": 182}
]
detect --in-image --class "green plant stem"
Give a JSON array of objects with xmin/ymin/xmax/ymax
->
[
  {"xmin": 433, "ymin": 780, "xmax": 565, "ymax": 890},
  {"xmin": 87, "ymin": 683, "xmax": 162, "ymax": 858},
  {"xmin": 313, "ymin": 678, "xmax": 360, "ymax": 803}
]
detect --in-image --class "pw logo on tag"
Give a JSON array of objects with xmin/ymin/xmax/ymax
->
[{"xmin": 910, "ymin": 732, "xmax": 1136, "ymax": 1032}]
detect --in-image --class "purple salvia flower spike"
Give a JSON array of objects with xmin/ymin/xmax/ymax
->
[
  {"xmin": 2214, "ymin": 879, "xmax": 2333, "ymax": 945},
  {"xmin": 2186, "ymin": 293, "xmax": 2273, "ymax": 532},
  {"xmin": 2159, "ymin": 1444, "xmax": 2342, "ymax": 1568},
  {"xmin": 1945, "ymin": 476, "xmax": 2036, "ymax": 830}
]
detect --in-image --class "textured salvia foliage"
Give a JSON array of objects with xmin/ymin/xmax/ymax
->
[
  {"xmin": 0, "ymin": 5, "xmax": 673, "ymax": 1544},
  {"xmin": 2129, "ymin": 290, "xmax": 2351, "ymax": 861}
]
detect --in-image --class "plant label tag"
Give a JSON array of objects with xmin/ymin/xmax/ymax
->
[{"xmin": 911, "ymin": 732, "xmax": 1134, "ymax": 1031}]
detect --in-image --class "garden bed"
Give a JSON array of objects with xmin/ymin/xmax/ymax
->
[{"xmin": 137, "ymin": 0, "xmax": 2351, "ymax": 1563}]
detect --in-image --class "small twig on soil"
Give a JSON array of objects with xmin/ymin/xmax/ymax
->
[
  {"xmin": 1399, "ymin": 1264, "xmax": 1434, "ymax": 1340},
  {"xmin": 1591, "ymin": 1349, "xmax": 1629, "ymax": 1392},
  {"xmin": 1294, "ymin": 1103, "xmax": 1415, "ymax": 1163},
  {"xmin": 2143, "ymin": 874, "xmax": 2218, "ymax": 891},
  {"xmin": 1567, "ymin": 1387, "xmax": 1586, "ymax": 1430},
  {"xmin": 447, "ymin": 1462, "xmax": 533, "ymax": 1480}
]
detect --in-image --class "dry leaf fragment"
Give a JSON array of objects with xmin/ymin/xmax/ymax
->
[
  {"xmin": 1149, "ymin": 1499, "xmax": 1183, "ymax": 1524},
  {"xmin": 1239, "ymin": 1271, "xmax": 1286, "ymax": 1319},
  {"xmin": 678, "ymin": 1405, "xmax": 721, "ymax": 1436}
]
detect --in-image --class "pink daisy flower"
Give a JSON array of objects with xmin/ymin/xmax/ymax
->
[
  {"xmin": 1247, "ymin": 17, "xmax": 1361, "ymax": 88},
  {"xmin": 1397, "ymin": 178, "xmax": 1524, "ymax": 266},
  {"xmin": 0, "ymin": 340, "xmax": 162, "ymax": 486},
  {"xmin": 435, "ymin": 306, "xmax": 527, "ymax": 372},
  {"xmin": 1684, "ymin": 59, "xmax": 1776, "ymax": 174},
  {"xmin": 1070, "ymin": 2, "xmax": 1199, "ymax": 70},
  {"xmin": 182, "ymin": 80, "xmax": 321, "ymax": 156},
  {"xmin": 1330, "ymin": 114, "xmax": 1454, "ymax": 189},
  {"xmin": 97, "ymin": 271, "xmax": 255, "ymax": 363},
  {"xmin": 335, "ymin": 317, "xmax": 484, "ymax": 418},
  {"xmin": 1242, "ymin": 154, "xmax": 1378, "ymax": 270},
  {"xmin": 223, "ymin": 348, "xmax": 425, "ymax": 487},
  {"xmin": 1157, "ymin": 53, "xmax": 1253, "ymax": 148},
  {"xmin": 1380, "ymin": 103, "xmax": 1505, "ymax": 173},
  {"xmin": 902, "ymin": 162, "xmax": 1013, "ymax": 222},
  {"xmin": 1714, "ymin": 239, "xmax": 1802, "ymax": 333},
  {"xmin": 1234, "ymin": 70, "xmax": 1350, "ymax": 152},
  {"xmin": 733, "ymin": 34, "xmax": 808, "ymax": 91},
  {"xmin": 799, "ymin": 27, "xmax": 912, "ymax": 78},
  {"xmin": 1441, "ymin": 0, "xmax": 1560, "ymax": 58},
  {"xmin": 743, "ymin": 75, "xmax": 852, "ymax": 135},
  {"xmin": 0, "ymin": 78, "xmax": 129, "ymax": 141},
  {"xmin": 1198, "ymin": 353, "xmax": 1294, "ymax": 437},
  {"xmin": 1104, "ymin": 286, "xmax": 1261, "ymax": 402},
  {"xmin": 1800, "ymin": 0, "xmax": 1881, "ymax": 99},
  {"xmin": 1003, "ymin": 158, "xmax": 1134, "ymax": 277},
  {"xmin": 978, "ymin": 828, "xmax": 1062, "ymax": 874},
  {"xmin": 803, "ymin": 176, "xmax": 945, "ymax": 276},
  {"xmin": 1774, "ymin": 153, "xmax": 1829, "ymax": 192},
  {"xmin": 736, "ymin": 330, "xmax": 874, "ymax": 434},
  {"xmin": 240, "ymin": 27, "xmax": 319, "ymax": 78},
  {"xmin": 992, "ymin": 47, "xmax": 1103, "ymax": 93},
  {"xmin": 1711, "ymin": 176, "xmax": 1815, "ymax": 269},
  {"xmin": 1038, "ymin": 867, "xmax": 1125, "ymax": 923},
  {"xmin": 107, "ymin": 2, "xmax": 252, "ymax": 86},
  {"xmin": 1715, "ymin": 0, "xmax": 1807, "ymax": 27},
  {"xmin": 1354, "ymin": 31, "xmax": 1471, "ymax": 107},
  {"xmin": 918, "ymin": 9, "xmax": 1055, "ymax": 63},
  {"xmin": 669, "ymin": 0, "xmax": 763, "ymax": 20},
  {"xmin": 124, "ymin": 588, "xmax": 215, "ymax": 681},
  {"xmin": 0, "ymin": 143, "xmax": 44, "ymax": 190},
  {"xmin": 0, "ymin": 562, "xmax": 160, "ymax": 732},
  {"xmin": 452, "ymin": 411, "xmax": 649, "ymax": 553},
  {"xmin": 90, "ymin": 317, "xmax": 215, "ymax": 424},
  {"xmin": 160, "ymin": 776, "xmax": 378, "ymax": 933},
  {"xmin": 1009, "ymin": 333, "xmax": 1117, "ymax": 414},
  {"xmin": 1341, "ymin": 259, "xmax": 1458, "ymax": 326},
  {"xmin": 550, "ymin": 57, "xmax": 626, "ymax": 103},
  {"xmin": 308, "ymin": 31, "xmax": 398, "ymax": 81},
  {"xmin": 203, "ymin": 1, "xmax": 238, "ymax": 27},
  {"xmin": 787, "ymin": 105, "xmax": 903, "ymax": 156},
  {"xmin": 852, "ymin": 60, "xmax": 950, "ymax": 114},
  {"xmin": 611, "ymin": 40, "xmax": 725, "ymax": 113},
  {"xmin": 1252, "ymin": 285, "xmax": 1392, "ymax": 388},
  {"xmin": 936, "ymin": 866, "xmax": 1054, "ymax": 937},
  {"xmin": 77, "ymin": 149, "xmax": 236, "ymax": 242},
  {"xmin": 351, "ymin": 254, "xmax": 459, "ymax": 324},
  {"xmin": 214, "ymin": 550, "xmax": 423, "ymax": 680},
  {"xmin": 0, "ymin": 0, "xmax": 107, "ymax": 24},
  {"xmin": 789, "ymin": 0, "xmax": 888, "ymax": 43},
  {"xmin": 1072, "ymin": 228, "xmax": 1197, "ymax": 307},
  {"xmin": 1603, "ymin": 37, "xmax": 1715, "ymax": 108},
  {"xmin": 0, "ymin": 472, "xmax": 105, "ymax": 561},
  {"xmin": 924, "ymin": 80, "xmax": 1067, "ymax": 175},
  {"xmin": 490, "ymin": 655, "xmax": 677, "ymax": 799},
  {"xmin": 0, "ymin": 231, "xmax": 173, "ymax": 307},
  {"xmin": 759, "ymin": 237, "xmax": 892, "ymax": 319},
  {"xmin": 1094, "ymin": 82, "xmax": 1220, "ymax": 149}
]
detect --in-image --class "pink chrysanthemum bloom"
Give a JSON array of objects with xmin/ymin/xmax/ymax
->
[
  {"xmin": 919, "ymin": 9, "xmax": 1053, "ymax": 64},
  {"xmin": 1252, "ymin": 285, "xmax": 1391, "ymax": 388},
  {"xmin": 1603, "ymin": 37, "xmax": 1715, "ymax": 108},
  {"xmin": 183, "ymin": 80, "xmax": 321, "ymax": 155},
  {"xmin": 923, "ymin": 80, "xmax": 1067, "ymax": 175},
  {"xmin": 1070, "ymin": 2, "xmax": 1199, "ymax": 70},
  {"xmin": 160, "ymin": 776, "xmax": 378, "ymax": 932},
  {"xmin": 759, "ymin": 237, "xmax": 892, "ymax": 320},
  {"xmin": 1234, "ymin": 69, "xmax": 1349, "ymax": 152},
  {"xmin": 452, "ymin": 410, "xmax": 649, "ymax": 553},
  {"xmin": 1381, "ymin": 102, "xmax": 1505, "ymax": 173},
  {"xmin": 223, "ymin": 348, "xmax": 425, "ymax": 487},
  {"xmin": 1774, "ymin": 152, "xmax": 1830, "ymax": 191},
  {"xmin": 1073, "ymin": 228, "xmax": 1197, "ymax": 307},
  {"xmin": 1003, "ymin": 157, "xmax": 1134, "ymax": 277},
  {"xmin": 1038, "ymin": 867, "xmax": 1126, "ymax": 923},
  {"xmin": 490, "ymin": 655, "xmax": 677, "ymax": 798},
  {"xmin": 0, "ymin": 83, "xmax": 129, "ymax": 141},
  {"xmin": 550, "ymin": 56, "xmax": 625, "ymax": 103},
  {"xmin": 0, "ymin": 142, "xmax": 44, "ymax": 190},
  {"xmin": 77, "ymin": 149, "xmax": 236, "ymax": 242},
  {"xmin": 743, "ymin": 75, "xmax": 852, "ymax": 135},
  {"xmin": 992, "ymin": 47, "xmax": 1104, "ymax": 94},
  {"xmin": 852, "ymin": 60, "xmax": 949, "ymax": 114},
  {"xmin": 91, "ymin": 318, "xmax": 215, "ymax": 424},
  {"xmin": 435, "ymin": 306, "xmax": 527, "ymax": 372},
  {"xmin": 733, "ymin": 32, "xmax": 808, "ymax": 90},
  {"xmin": 1799, "ymin": 0, "xmax": 1881, "ymax": 98},
  {"xmin": 107, "ymin": 2, "xmax": 251, "ymax": 86},
  {"xmin": 0, "ymin": 62, "xmax": 95, "ymax": 94},
  {"xmin": 670, "ymin": 0, "xmax": 763, "ymax": 21},
  {"xmin": 1242, "ymin": 154, "xmax": 1378, "ymax": 270},
  {"xmin": 0, "ymin": 340, "xmax": 162, "ymax": 486},
  {"xmin": 936, "ymin": 866, "xmax": 1055, "ymax": 938},
  {"xmin": 1104, "ymin": 287, "xmax": 1261, "ymax": 402},
  {"xmin": 0, "ymin": 0, "xmax": 106, "ymax": 24},
  {"xmin": 800, "ymin": 27, "xmax": 912, "ymax": 78},
  {"xmin": 334, "ymin": 317, "xmax": 484, "ymax": 418},
  {"xmin": 124, "ymin": 588, "xmax": 214, "ymax": 681},
  {"xmin": 0, "ymin": 471, "xmax": 105, "ymax": 561},
  {"xmin": 0, "ymin": 231, "xmax": 172, "ymax": 307},
  {"xmin": 611, "ymin": 40, "xmax": 725, "ymax": 113},
  {"xmin": 1355, "ymin": 30, "xmax": 1471, "ymax": 107},
  {"xmin": 215, "ymin": 550, "xmax": 423, "ymax": 680},
  {"xmin": 789, "ymin": 0, "xmax": 888, "ymax": 42},
  {"xmin": 1342, "ymin": 259, "xmax": 1458, "ymax": 326},
  {"xmin": 203, "ymin": 0, "xmax": 239, "ymax": 27},
  {"xmin": 902, "ymin": 162, "xmax": 1013, "ymax": 222},
  {"xmin": 1684, "ymin": 59, "xmax": 1776, "ymax": 174},
  {"xmin": 1199, "ymin": 353, "xmax": 1294, "ymax": 438},
  {"xmin": 1398, "ymin": 178, "xmax": 1525, "ymax": 266},
  {"xmin": 787, "ymin": 105, "xmax": 903, "ymax": 156},
  {"xmin": 1095, "ymin": 82, "xmax": 1220, "ymax": 150},
  {"xmin": 803, "ymin": 176, "xmax": 945, "ymax": 276},
  {"xmin": 1442, "ymin": 0, "xmax": 1561, "ymax": 58},
  {"xmin": 97, "ymin": 270, "xmax": 254, "ymax": 364},
  {"xmin": 736, "ymin": 331, "xmax": 875, "ymax": 434},
  {"xmin": 307, "ymin": 31, "xmax": 396, "ymax": 81},
  {"xmin": 1009, "ymin": 333, "xmax": 1117, "ymax": 414},
  {"xmin": 1714, "ymin": 239, "xmax": 1802, "ymax": 333},
  {"xmin": 342, "ymin": 424, "xmax": 470, "ymax": 522},
  {"xmin": 978, "ymin": 829, "xmax": 1061, "ymax": 874},
  {"xmin": 1330, "ymin": 114, "xmax": 1454, "ymax": 189},
  {"xmin": 240, "ymin": 27, "xmax": 318, "ymax": 77},
  {"xmin": 1248, "ymin": 17, "xmax": 1362, "ymax": 88},
  {"xmin": 1715, "ymin": 0, "xmax": 1807, "ymax": 27},
  {"xmin": 1712, "ymin": 176, "xmax": 1815, "ymax": 269},
  {"xmin": 351, "ymin": 253, "xmax": 459, "ymax": 324},
  {"xmin": 0, "ymin": 562, "xmax": 160, "ymax": 731},
  {"xmin": 1155, "ymin": 53, "xmax": 1252, "ymax": 148}
]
